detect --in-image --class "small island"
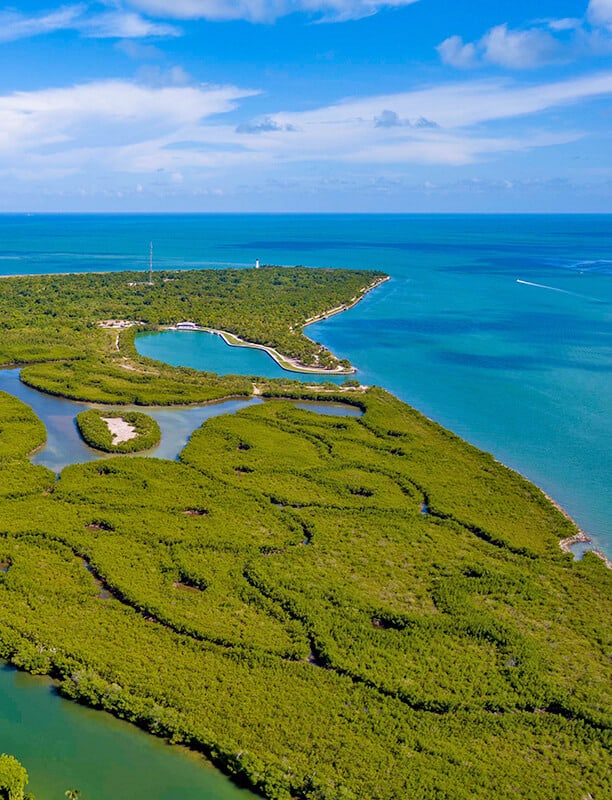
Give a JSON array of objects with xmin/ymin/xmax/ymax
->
[{"xmin": 76, "ymin": 410, "xmax": 161, "ymax": 454}]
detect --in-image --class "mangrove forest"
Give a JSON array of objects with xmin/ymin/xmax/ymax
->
[{"xmin": 0, "ymin": 267, "xmax": 609, "ymax": 799}]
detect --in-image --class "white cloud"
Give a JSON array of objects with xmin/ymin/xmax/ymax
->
[
  {"xmin": 439, "ymin": 24, "xmax": 566, "ymax": 70},
  {"xmin": 436, "ymin": 36, "xmax": 478, "ymax": 69},
  {"xmin": 250, "ymin": 73, "xmax": 612, "ymax": 166},
  {"xmin": 0, "ymin": 80, "xmax": 257, "ymax": 155},
  {"xmin": 547, "ymin": 18, "xmax": 582, "ymax": 32},
  {"xmin": 134, "ymin": 65, "xmax": 192, "ymax": 85},
  {"xmin": 588, "ymin": 0, "xmax": 612, "ymax": 29},
  {"xmin": 439, "ymin": 2, "xmax": 612, "ymax": 70},
  {"xmin": 373, "ymin": 110, "xmax": 438, "ymax": 127},
  {"xmin": 480, "ymin": 24, "xmax": 564, "ymax": 68},
  {"xmin": 0, "ymin": 4, "xmax": 84, "ymax": 43},
  {"xmin": 115, "ymin": 39, "xmax": 165, "ymax": 58},
  {"xmin": 0, "ymin": 0, "xmax": 419, "ymax": 46},
  {"xmin": 125, "ymin": 0, "xmax": 420, "ymax": 23},
  {"xmin": 0, "ymin": 4, "xmax": 179, "ymax": 43},
  {"xmin": 236, "ymin": 116, "xmax": 296, "ymax": 133},
  {"xmin": 1, "ymin": 71, "xmax": 610, "ymax": 186},
  {"xmin": 80, "ymin": 10, "xmax": 179, "ymax": 37}
]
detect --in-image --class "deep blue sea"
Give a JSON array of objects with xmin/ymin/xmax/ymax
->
[{"xmin": 1, "ymin": 214, "xmax": 610, "ymax": 556}]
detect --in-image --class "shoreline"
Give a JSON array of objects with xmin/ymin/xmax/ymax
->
[
  {"xmin": 11, "ymin": 354, "xmax": 609, "ymax": 567},
  {"xmin": 165, "ymin": 274, "xmax": 390, "ymax": 376},
  {"xmin": 302, "ymin": 274, "xmax": 390, "ymax": 329},
  {"xmin": 3, "ymin": 268, "xmax": 609, "ymax": 565},
  {"xmin": 545, "ymin": 491, "xmax": 611, "ymax": 569},
  {"xmin": 179, "ymin": 327, "xmax": 356, "ymax": 375}
]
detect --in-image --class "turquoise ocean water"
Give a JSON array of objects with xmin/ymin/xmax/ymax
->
[{"xmin": 1, "ymin": 214, "xmax": 610, "ymax": 557}]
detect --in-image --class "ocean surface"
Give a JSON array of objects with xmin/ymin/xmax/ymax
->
[{"xmin": 1, "ymin": 213, "xmax": 610, "ymax": 557}]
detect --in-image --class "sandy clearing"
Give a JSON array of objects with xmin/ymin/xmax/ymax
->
[{"xmin": 101, "ymin": 416, "xmax": 138, "ymax": 445}]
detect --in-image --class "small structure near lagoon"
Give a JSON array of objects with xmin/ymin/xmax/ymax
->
[
  {"xmin": 98, "ymin": 319, "xmax": 144, "ymax": 329},
  {"xmin": 176, "ymin": 321, "xmax": 198, "ymax": 331}
]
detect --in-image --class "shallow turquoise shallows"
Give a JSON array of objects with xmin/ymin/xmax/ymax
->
[
  {"xmin": 136, "ymin": 329, "xmax": 348, "ymax": 384},
  {"xmin": 0, "ymin": 664, "xmax": 256, "ymax": 800}
]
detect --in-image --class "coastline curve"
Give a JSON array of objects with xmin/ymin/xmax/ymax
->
[{"xmin": 165, "ymin": 274, "xmax": 390, "ymax": 376}]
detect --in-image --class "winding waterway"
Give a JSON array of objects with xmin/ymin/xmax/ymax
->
[
  {"xmin": 0, "ymin": 368, "xmax": 261, "ymax": 472},
  {"xmin": 0, "ymin": 372, "xmax": 262, "ymax": 798},
  {"xmin": 0, "ymin": 369, "xmax": 360, "ymax": 473}
]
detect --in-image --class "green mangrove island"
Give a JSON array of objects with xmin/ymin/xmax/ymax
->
[
  {"xmin": 76, "ymin": 410, "xmax": 161, "ymax": 454},
  {"xmin": 0, "ymin": 267, "xmax": 610, "ymax": 799}
]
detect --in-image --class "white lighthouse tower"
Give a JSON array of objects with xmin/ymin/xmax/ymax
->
[{"xmin": 255, "ymin": 258, "xmax": 260, "ymax": 269}]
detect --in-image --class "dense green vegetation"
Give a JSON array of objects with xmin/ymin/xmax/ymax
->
[
  {"xmin": 0, "ymin": 391, "xmax": 46, "ymax": 460},
  {"xmin": 0, "ymin": 267, "xmax": 384, "ymax": 405},
  {"xmin": 0, "ymin": 754, "xmax": 32, "ymax": 800},
  {"xmin": 21, "ymin": 358, "xmax": 252, "ymax": 406},
  {"xmin": 76, "ymin": 410, "xmax": 161, "ymax": 454},
  {"xmin": 0, "ymin": 385, "xmax": 609, "ymax": 800},
  {"xmin": 0, "ymin": 390, "xmax": 54, "ymax": 499},
  {"xmin": 0, "ymin": 268, "xmax": 609, "ymax": 798},
  {"xmin": 0, "ymin": 754, "xmax": 81, "ymax": 800}
]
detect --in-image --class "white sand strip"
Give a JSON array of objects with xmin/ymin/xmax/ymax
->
[{"xmin": 101, "ymin": 417, "xmax": 137, "ymax": 445}]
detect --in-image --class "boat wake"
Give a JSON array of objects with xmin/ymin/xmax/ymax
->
[{"xmin": 516, "ymin": 279, "xmax": 600, "ymax": 301}]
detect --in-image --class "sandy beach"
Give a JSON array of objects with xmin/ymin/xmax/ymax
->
[{"xmin": 101, "ymin": 416, "xmax": 137, "ymax": 445}]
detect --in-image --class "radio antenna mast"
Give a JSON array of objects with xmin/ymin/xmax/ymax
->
[{"xmin": 148, "ymin": 241, "xmax": 153, "ymax": 285}]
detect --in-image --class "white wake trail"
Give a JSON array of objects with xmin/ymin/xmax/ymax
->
[{"xmin": 516, "ymin": 279, "xmax": 598, "ymax": 301}]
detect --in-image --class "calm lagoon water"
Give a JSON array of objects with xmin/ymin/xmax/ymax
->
[
  {"xmin": 137, "ymin": 329, "xmax": 347, "ymax": 384},
  {"xmin": 0, "ymin": 664, "xmax": 255, "ymax": 800}
]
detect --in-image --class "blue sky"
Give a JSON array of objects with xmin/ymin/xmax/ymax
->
[{"xmin": 1, "ymin": 0, "xmax": 612, "ymax": 211}]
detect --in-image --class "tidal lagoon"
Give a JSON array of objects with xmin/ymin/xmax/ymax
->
[{"xmin": 0, "ymin": 368, "xmax": 259, "ymax": 473}]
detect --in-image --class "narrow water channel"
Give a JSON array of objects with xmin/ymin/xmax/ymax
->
[
  {"xmin": 0, "ymin": 368, "xmax": 360, "ymax": 474},
  {"xmin": 0, "ymin": 368, "xmax": 260, "ymax": 473}
]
